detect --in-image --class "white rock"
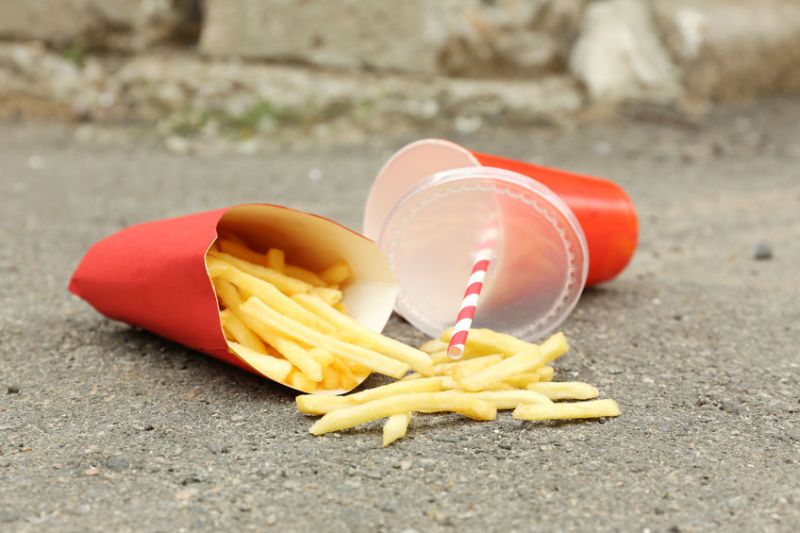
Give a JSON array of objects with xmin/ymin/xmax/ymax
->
[{"xmin": 569, "ymin": 0, "xmax": 681, "ymax": 103}]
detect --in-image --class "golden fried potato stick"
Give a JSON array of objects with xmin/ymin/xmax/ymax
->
[
  {"xmin": 217, "ymin": 239, "xmax": 265, "ymax": 265},
  {"xmin": 440, "ymin": 376, "xmax": 515, "ymax": 391},
  {"xmin": 457, "ymin": 346, "xmax": 545, "ymax": 392},
  {"xmin": 212, "ymin": 277, "xmax": 244, "ymax": 311},
  {"xmin": 450, "ymin": 355, "xmax": 504, "ymax": 381},
  {"xmin": 439, "ymin": 328, "xmax": 569, "ymax": 361},
  {"xmin": 227, "ymin": 341, "xmax": 292, "ymax": 382},
  {"xmin": 284, "ymin": 265, "xmax": 327, "ymax": 287},
  {"xmin": 219, "ymin": 309, "xmax": 267, "ymax": 353},
  {"xmin": 308, "ymin": 347, "xmax": 335, "ymax": 369},
  {"xmin": 265, "ymin": 248, "xmax": 285, "ymax": 271},
  {"xmin": 469, "ymin": 390, "xmax": 553, "ymax": 409},
  {"xmin": 457, "ymin": 333, "xmax": 569, "ymax": 391},
  {"xmin": 537, "ymin": 366, "xmax": 555, "ymax": 382},
  {"xmin": 248, "ymin": 321, "xmax": 323, "ymax": 382},
  {"xmin": 526, "ymin": 382, "xmax": 599, "ymax": 401},
  {"xmin": 214, "ymin": 278, "xmax": 325, "ymax": 382},
  {"xmin": 209, "ymin": 257, "xmax": 335, "ymax": 334},
  {"xmin": 207, "ymin": 250, "xmax": 310, "ymax": 295},
  {"xmin": 310, "ymin": 287, "xmax": 343, "ymax": 305},
  {"xmin": 309, "ymin": 392, "xmax": 497, "ymax": 435},
  {"xmin": 292, "ymin": 293, "xmax": 434, "ymax": 376},
  {"xmin": 287, "ymin": 369, "xmax": 317, "ymax": 392},
  {"xmin": 320, "ymin": 260, "xmax": 351, "ymax": 286},
  {"xmin": 320, "ymin": 365, "xmax": 340, "ymax": 390},
  {"xmin": 330, "ymin": 357, "xmax": 359, "ymax": 390},
  {"xmin": 503, "ymin": 367, "xmax": 554, "ymax": 388},
  {"xmin": 512, "ymin": 399, "xmax": 620, "ymax": 421},
  {"xmin": 383, "ymin": 413, "xmax": 411, "ymax": 447},
  {"xmin": 419, "ymin": 339, "xmax": 448, "ymax": 355},
  {"xmin": 239, "ymin": 297, "xmax": 409, "ymax": 379},
  {"xmin": 296, "ymin": 377, "xmax": 445, "ymax": 415}
]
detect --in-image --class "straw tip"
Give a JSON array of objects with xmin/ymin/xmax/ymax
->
[{"xmin": 447, "ymin": 345, "xmax": 464, "ymax": 360}]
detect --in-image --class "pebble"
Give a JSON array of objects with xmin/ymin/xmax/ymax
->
[
  {"xmin": 400, "ymin": 460, "xmax": 412, "ymax": 471},
  {"xmin": 266, "ymin": 514, "xmax": 277, "ymax": 526},
  {"xmin": 754, "ymin": 242, "xmax": 773, "ymax": 260}
]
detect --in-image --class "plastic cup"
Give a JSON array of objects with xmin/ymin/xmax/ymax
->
[{"xmin": 363, "ymin": 139, "xmax": 638, "ymax": 340}]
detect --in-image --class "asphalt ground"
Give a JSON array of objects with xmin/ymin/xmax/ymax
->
[{"xmin": 1, "ymin": 98, "xmax": 799, "ymax": 532}]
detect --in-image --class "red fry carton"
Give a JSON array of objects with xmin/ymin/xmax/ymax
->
[{"xmin": 69, "ymin": 204, "xmax": 399, "ymax": 392}]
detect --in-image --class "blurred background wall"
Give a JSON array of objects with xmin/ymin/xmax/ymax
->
[{"xmin": 1, "ymin": 0, "xmax": 799, "ymax": 141}]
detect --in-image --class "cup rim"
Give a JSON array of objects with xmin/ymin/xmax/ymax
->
[{"xmin": 376, "ymin": 166, "xmax": 589, "ymax": 340}]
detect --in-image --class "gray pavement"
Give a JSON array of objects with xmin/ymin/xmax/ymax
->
[{"xmin": 1, "ymin": 98, "xmax": 799, "ymax": 532}]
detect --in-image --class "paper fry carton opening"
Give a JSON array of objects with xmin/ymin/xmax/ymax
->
[{"xmin": 69, "ymin": 204, "xmax": 399, "ymax": 393}]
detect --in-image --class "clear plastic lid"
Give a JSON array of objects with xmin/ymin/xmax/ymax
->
[{"xmin": 374, "ymin": 166, "xmax": 589, "ymax": 340}]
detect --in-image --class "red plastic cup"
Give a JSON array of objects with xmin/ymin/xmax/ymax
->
[
  {"xmin": 363, "ymin": 139, "xmax": 638, "ymax": 340},
  {"xmin": 471, "ymin": 150, "xmax": 638, "ymax": 287}
]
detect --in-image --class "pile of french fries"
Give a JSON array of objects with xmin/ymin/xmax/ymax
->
[{"xmin": 206, "ymin": 235, "xmax": 619, "ymax": 446}]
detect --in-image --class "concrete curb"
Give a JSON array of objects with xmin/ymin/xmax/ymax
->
[{"xmin": 0, "ymin": 0, "xmax": 799, "ymax": 136}]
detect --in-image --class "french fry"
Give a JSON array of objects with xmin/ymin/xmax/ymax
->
[
  {"xmin": 308, "ymin": 347, "xmax": 335, "ymax": 369},
  {"xmin": 330, "ymin": 357, "xmax": 359, "ymax": 390},
  {"xmin": 207, "ymin": 250, "xmax": 310, "ymax": 295},
  {"xmin": 320, "ymin": 260, "xmax": 351, "ymax": 286},
  {"xmin": 240, "ymin": 297, "xmax": 409, "ymax": 379},
  {"xmin": 469, "ymin": 390, "xmax": 553, "ymax": 410},
  {"xmin": 419, "ymin": 339, "xmax": 448, "ymax": 354},
  {"xmin": 457, "ymin": 346, "xmax": 544, "ymax": 392},
  {"xmin": 265, "ymin": 248, "xmax": 285, "ymax": 271},
  {"xmin": 292, "ymin": 293, "xmax": 434, "ymax": 375},
  {"xmin": 441, "ymin": 376, "xmax": 515, "ymax": 391},
  {"xmin": 235, "ymin": 313, "xmax": 323, "ymax": 382},
  {"xmin": 428, "ymin": 350, "xmax": 450, "ymax": 365},
  {"xmin": 309, "ymin": 392, "xmax": 497, "ymax": 435},
  {"xmin": 526, "ymin": 382, "xmax": 599, "ymax": 401},
  {"xmin": 217, "ymin": 239, "xmax": 265, "ymax": 265},
  {"xmin": 512, "ymin": 399, "xmax": 620, "ymax": 421},
  {"xmin": 296, "ymin": 377, "xmax": 445, "ymax": 415},
  {"xmin": 216, "ymin": 277, "xmax": 323, "ymax": 382},
  {"xmin": 503, "ymin": 367, "xmax": 554, "ymax": 388},
  {"xmin": 287, "ymin": 369, "xmax": 317, "ymax": 392},
  {"xmin": 284, "ymin": 265, "xmax": 327, "ymax": 287},
  {"xmin": 539, "ymin": 333, "xmax": 570, "ymax": 364},
  {"xmin": 537, "ymin": 365, "xmax": 555, "ymax": 382},
  {"xmin": 213, "ymin": 277, "xmax": 244, "ymax": 310},
  {"xmin": 346, "ymin": 376, "xmax": 445, "ymax": 403},
  {"xmin": 320, "ymin": 365, "xmax": 341, "ymax": 390},
  {"xmin": 333, "ymin": 302, "xmax": 347, "ymax": 314},
  {"xmin": 210, "ymin": 257, "xmax": 335, "ymax": 334},
  {"xmin": 450, "ymin": 355, "xmax": 504, "ymax": 381},
  {"xmin": 439, "ymin": 329, "xmax": 569, "ymax": 363},
  {"xmin": 227, "ymin": 341, "xmax": 292, "ymax": 382},
  {"xmin": 383, "ymin": 413, "xmax": 411, "ymax": 447},
  {"xmin": 310, "ymin": 286, "xmax": 343, "ymax": 305},
  {"xmin": 430, "ymin": 354, "xmax": 503, "ymax": 378},
  {"xmin": 219, "ymin": 309, "xmax": 267, "ymax": 353}
]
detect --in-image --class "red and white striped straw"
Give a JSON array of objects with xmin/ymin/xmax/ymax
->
[{"xmin": 447, "ymin": 227, "xmax": 496, "ymax": 360}]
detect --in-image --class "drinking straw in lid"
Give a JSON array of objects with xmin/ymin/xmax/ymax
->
[{"xmin": 446, "ymin": 224, "xmax": 497, "ymax": 360}]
